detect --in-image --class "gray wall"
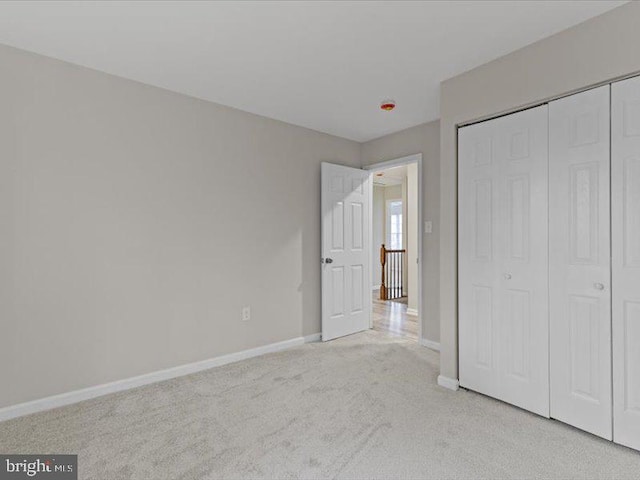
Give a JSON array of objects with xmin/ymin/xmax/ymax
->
[
  {"xmin": 0, "ymin": 44, "xmax": 360, "ymax": 408},
  {"xmin": 439, "ymin": 1, "xmax": 640, "ymax": 381},
  {"xmin": 361, "ymin": 120, "xmax": 441, "ymax": 343}
]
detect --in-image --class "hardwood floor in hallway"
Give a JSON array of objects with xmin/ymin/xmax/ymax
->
[{"xmin": 372, "ymin": 290, "xmax": 418, "ymax": 340}]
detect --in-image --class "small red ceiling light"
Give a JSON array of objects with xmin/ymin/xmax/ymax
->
[{"xmin": 380, "ymin": 99, "xmax": 396, "ymax": 111}]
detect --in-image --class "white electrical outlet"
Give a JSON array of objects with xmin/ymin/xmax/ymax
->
[
  {"xmin": 424, "ymin": 221, "xmax": 433, "ymax": 234},
  {"xmin": 242, "ymin": 306, "xmax": 251, "ymax": 321}
]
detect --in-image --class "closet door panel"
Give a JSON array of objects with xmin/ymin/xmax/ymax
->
[
  {"xmin": 549, "ymin": 85, "xmax": 612, "ymax": 440},
  {"xmin": 612, "ymin": 76, "xmax": 640, "ymax": 451},
  {"xmin": 498, "ymin": 107, "xmax": 549, "ymax": 416},
  {"xmin": 459, "ymin": 121, "xmax": 501, "ymax": 397},
  {"xmin": 459, "ymin": 106, "xmax": 549, "ymax": 416}
]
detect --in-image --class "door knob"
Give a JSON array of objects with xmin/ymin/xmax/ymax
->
[
  {"xmin": 504, "ymin": 273, "xmax": 512, "ymax": 280},
  {"xmin": 322, "ymin": 258, "xmax": 333, "ymax": 264},
  {"xmin": 594, "ymin": 282, "xmax": 605, "ymax": 291}
]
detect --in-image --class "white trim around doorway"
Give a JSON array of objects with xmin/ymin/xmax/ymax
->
[{"xmin": 364, "ymin": 153, "xmax": 423, "ymax": 343}]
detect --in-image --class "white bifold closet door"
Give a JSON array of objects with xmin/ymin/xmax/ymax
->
[
  {"xmin": 458, "ymin": 105, "xmax": 550, "ymax": 417},
  {"xmin": 549, "ymin": 85, "xmax": 612, "ymax": 440},
  {"xmin": 612, "ymin": 76, "xmax": 640, "ymax": 451}
]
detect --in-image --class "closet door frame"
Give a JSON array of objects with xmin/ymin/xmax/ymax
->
[{"xmin": 456, "ymin": 72, "xmax": 640, "ymax": 452}]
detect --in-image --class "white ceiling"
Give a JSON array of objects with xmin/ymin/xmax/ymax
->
[{"xmin": 0, "ymin": 1, "xmax": 626, "ymax": 142}]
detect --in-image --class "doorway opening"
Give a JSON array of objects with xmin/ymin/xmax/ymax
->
[{"xmin": 366, "ymin": 154, "xmax": 422, "ymax": 342}]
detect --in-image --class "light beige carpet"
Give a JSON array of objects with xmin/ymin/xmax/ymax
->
[{"xmin": 0, "ymin": 330, "xmax": 638, "ymax": 479}]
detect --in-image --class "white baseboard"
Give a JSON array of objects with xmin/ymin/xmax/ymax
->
[
  {"xmin": 437, "ymin": 375, "xmax": 460, "ymax": 391},
  {"xmin": 419, "ymin": 338, "xmax": 440, "ymax": 351},
  {"xmin": 0, "ymin": 334, "xmax": 319, "ymax": 423},
  {"xmin": 406, "ymin": 308, "xmax": 418, "ymax": 317},
  {"xmin": 303, "ymin": 333, "xmax": 321, "ymax": 343}
]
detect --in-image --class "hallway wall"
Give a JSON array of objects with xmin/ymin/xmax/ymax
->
[
  {"xmin": 407, "ymin": 163, "xmax": 419, "ymax": 314},
  {"xmin": 372, "ymin": 185, "xmax": 385, "ymax": 289}
]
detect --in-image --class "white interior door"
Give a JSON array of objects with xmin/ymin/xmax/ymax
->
[
  {"xmin": 549, "ymin": 85, "xmax": 612, "ymax": 440},
  {"xmin": 321, "ymin": 162, "xmax": 371, "ymax": 341},
  {"xmin": 458, "ymin": 105, "xmax": 549, "ymax": 417},
  {"xmin": 612, "ymin": 76, "xmax": 640, "ymax": 451}
]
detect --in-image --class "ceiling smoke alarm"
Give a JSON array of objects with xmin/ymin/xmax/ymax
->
[{"xmin": 380, "ymin": 100, "xmax": 396, "ymax": 111}]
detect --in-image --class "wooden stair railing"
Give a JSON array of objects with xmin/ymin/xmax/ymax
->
[{"xmin": 380, "ymin": 244, "xmax": 406, "ymax": 300}]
